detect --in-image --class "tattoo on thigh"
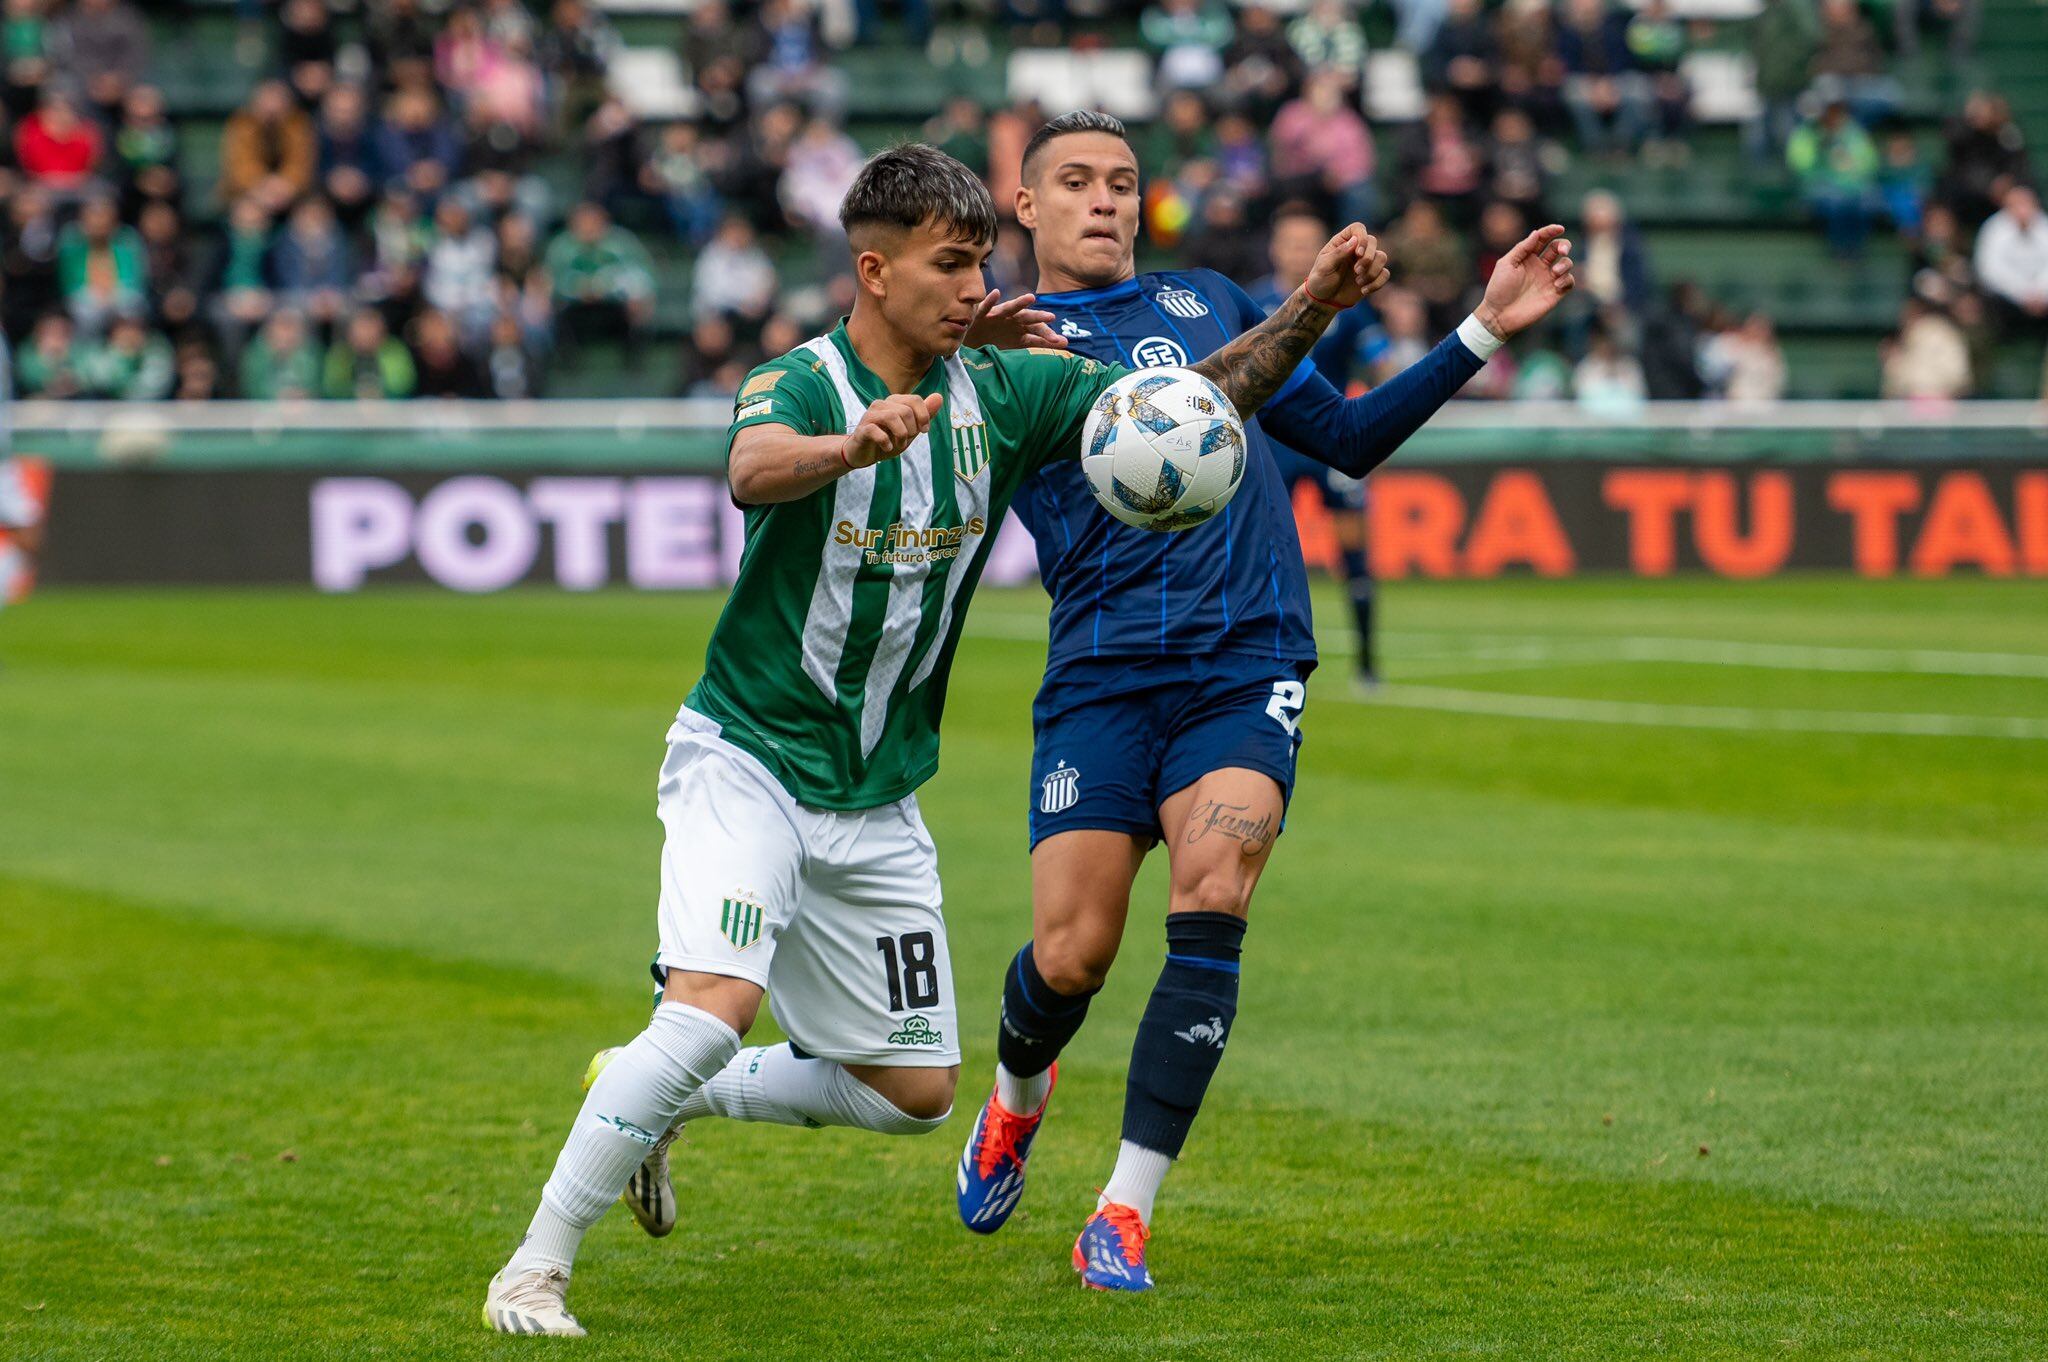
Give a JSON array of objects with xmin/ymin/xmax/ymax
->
[{"xmin": 1185, "ymin": 799, "xmax": 1275, "ymax": 855}]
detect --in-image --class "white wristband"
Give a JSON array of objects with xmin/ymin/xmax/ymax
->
[{"xmin": 1455, "ymin": 312, "xmax": 1505, "ymax": 361}]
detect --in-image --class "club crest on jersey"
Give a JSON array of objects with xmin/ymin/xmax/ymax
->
[
  {"xmin": 1040, "ymin": 760, "xmax": 1079, "ymax": 814},
  {"xmin": 1156, "ymin": 288, "xmax": 1210, "ymax": 319},
  {"xmin": 952, "ymin": 419, "xmax": 991, "ymax": 482},
  {"xmin": 720, "ymin": 895, "xmax": 764, "ymax": 951},
  {"xmin": 1131, "ymin": 336, "xmax": 1188, "ymax": 369}
]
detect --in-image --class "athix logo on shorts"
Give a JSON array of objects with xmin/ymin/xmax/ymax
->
[
  {"xmin": 720, "ymin": 895, "xmax": 764, "ymax": 951},
  {"xmin": 886, "ymin": 1015, "xmax": 945, "ymax": 1047},
  {"xmin": 1156, "ymin": 289, "xmax": 1210, "ymax": 319},
  {"xmin": 1131, "ymin": 336, "xmax": 1188, "ymax": 369},
  {"xmin": 1040, "ymin": 760, "xmax": 1079, "ymax": 814}
]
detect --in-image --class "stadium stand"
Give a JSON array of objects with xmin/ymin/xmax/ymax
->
[{"xmin": 1, "ymin": 0, "xmax": 2043, "ymax": 405}]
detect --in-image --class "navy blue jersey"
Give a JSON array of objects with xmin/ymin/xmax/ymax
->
[
  {"xmin": 1014, "ymin": 270, "xmax": 1322, "ymax": 666},
  {"xmin": 1014, "ymin": 269, "xmax": 1489, "ymax": 669}
]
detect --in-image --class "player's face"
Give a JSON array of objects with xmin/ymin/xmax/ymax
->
[
  {"xmin": 1019, "ymin": 133, "xmax": 1141, "ymax": 289},
  {"xmin": 1269, "ymin": 216, "xmax": 1326, "ymax": 289},
  {"xmin": 864, "ymin": 221, "xmax": 996, "ymax": 360}
]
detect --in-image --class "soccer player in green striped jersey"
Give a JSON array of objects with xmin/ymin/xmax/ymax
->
[{"xmin": 484, "ymin": 144, "xmax": 1381, "ymax": 1336}]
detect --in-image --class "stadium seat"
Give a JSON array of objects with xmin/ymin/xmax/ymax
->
[
  {"xmin": 1007, "ymin": 49, "xmax": 1160, "ymax": 123},
  {"xmin": 1364, "ymin": 50, "xmax": 1427, "ymax": 123},
  {"xmin": 609, "ymin": 48, "xmax": 700, "ymax": 121}
]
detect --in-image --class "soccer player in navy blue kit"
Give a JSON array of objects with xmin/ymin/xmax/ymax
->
[{"xmin": 954, "ymin": 112, "xmax": 1579, "ymax": 1290}]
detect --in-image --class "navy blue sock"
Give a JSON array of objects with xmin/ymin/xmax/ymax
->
[
  {"xmin": 996, "ymin": 942, "xmax": 1097, "ymax": 1079},
  {"xmin": 1120, "ymin": 912, "xmax": 1245, "ymax": 1156},
  {"xmin": 1341, "ymin": 556, "xmax": 1376, "ymax": 676}
]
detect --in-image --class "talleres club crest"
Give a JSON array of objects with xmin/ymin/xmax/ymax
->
[{"xmin": 1040, "ymin": 760, "xmax": 1079, "ymax": 814}]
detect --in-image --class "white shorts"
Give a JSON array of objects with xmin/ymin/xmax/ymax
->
[{"xmin": 652, "ymin": 708, "xmax": 960, "ymax": 1068}]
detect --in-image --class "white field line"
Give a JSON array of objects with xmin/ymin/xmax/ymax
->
[
  {"xmin": 961, "ymin": 613, "xmax": 2048, "ymax": 738},
  {"xmin": 1371, "ymin": 632, "xmax": 2048, "ymax": 680},
  {"xmin": 1351, "ymin": 684, "xmax": 2048, "ymax": 740},
  {"xmin": 967, "ymin": 613, "xmax": 2048, "ymax": 680}
]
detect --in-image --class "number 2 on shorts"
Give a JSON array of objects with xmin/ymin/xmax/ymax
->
[{"xmin": 1265, "ymin": 680, "xmax": 1306, "ymax": 736}]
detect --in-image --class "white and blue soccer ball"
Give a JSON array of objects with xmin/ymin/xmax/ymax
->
[{"xmin": 1080, "ymin": 367, "xmax": 1247, "ymax": 532}]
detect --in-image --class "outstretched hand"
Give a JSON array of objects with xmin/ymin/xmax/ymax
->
[
  {"xmin": 965, "ymin": 288, "xmax": 1065, "ymax": 350},
  {"xmin": 1303, "ymin": 223, "xmax": 1392, "ymax": 311},
  {"xmin": 843, "ymin": 392, "xmax": 943, "ymax": 470},
  {"xmin": 1475, "ymin": 224, "xmax": 1576, "ymax": 340}
]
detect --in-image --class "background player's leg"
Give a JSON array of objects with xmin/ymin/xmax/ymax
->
[
  {"xmin": 1101, "ymin": 767, "xmax": 1281, "ymax": 1225},
  {"xmin": 503, "ymin": 971, "xmax": 758, "ymax": 1280},
  {"xmin": 1333, "ymin": 484, "xmax": 1377, "ymax": 687},
  {"xmin": 996, "ymin": 830, "xmax": 1147, "ymax": 1109}
]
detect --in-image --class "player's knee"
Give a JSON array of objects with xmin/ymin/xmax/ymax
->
[
  {"xmin": 1168, "ymin": 864, "xmax": 1253, "ymax": 918},
  {"xmin": 867, "ymin": 1067, "xmax": 955, "ymax": 1127},
  {"xmin": 1033, "ymin": 930, "xmax": 1117, "ymax": 995}
]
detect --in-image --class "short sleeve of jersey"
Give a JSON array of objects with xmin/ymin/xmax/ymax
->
[
  {"xmin": 1209, "ymin": 271, "xmax": 1319, "ymax": 408},
  {"xmin": 724, "ymin": 353, "xmax": 842, "ymax": 448},
  {"xmin": 1002, "ymin": 347, "xmax": 1129, "ymax": 471}
]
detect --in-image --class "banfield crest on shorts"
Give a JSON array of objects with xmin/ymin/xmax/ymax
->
[
  {"xmin": 1040, "ymin": 760, "xmax": 1079, "ymax": 814},
  {"xmin": 720, "ymin": 895, "xmax": 764, "ymax": 951}
]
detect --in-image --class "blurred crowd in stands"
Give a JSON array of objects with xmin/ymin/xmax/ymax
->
[{"xmin": 0, "ymin": 0, "xmax": 2041, "ymax": 407}]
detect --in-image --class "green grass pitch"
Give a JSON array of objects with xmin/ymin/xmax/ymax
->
[{"xmin": 1, "ymin": 578, "xmax": 2044, "ymax": 1360}]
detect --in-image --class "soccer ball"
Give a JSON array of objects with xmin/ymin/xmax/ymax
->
[{"xmin": 1080, "ymin": 367, "xmax": 1247, "ymax": 532}]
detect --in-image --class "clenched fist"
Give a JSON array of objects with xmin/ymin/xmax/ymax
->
[
  {"xmin": 842, "ymin": 392, "xmax": 944, "ymax": 470},
  {"xmin": 1304, "ymin": 223, "xmax": 1392, "ymax": 311}
]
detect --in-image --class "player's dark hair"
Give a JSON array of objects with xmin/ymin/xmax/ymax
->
[
  {"xmin": 1021, "ymin": 110, "xmax": 1133, "ymax": 184},
  {"xmin": 839, "ymin": 142, "xmax": 997, "ymax": 247},
  {"xmin": 1270, "ymin": 199, "xmax": 1325, "ymax": 229}
]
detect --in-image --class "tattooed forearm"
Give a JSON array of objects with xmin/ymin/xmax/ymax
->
[
  {"xmin": 727, "ymin": 427, "xmax": 853, "ymax": 505},
  {"xmin": 789, "ymin": 454, "xmax": 843, "ymax": 480},
  {"xmin": 1190, "ymin": 289, "xmax": 1339, "ymax": 418}
]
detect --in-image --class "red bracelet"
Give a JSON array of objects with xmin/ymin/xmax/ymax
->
[
  {"xmin": 839, "ymin": 440, "xmax": 855, "ymax": 471},
  {"xmin": 1303, "ymin": 286, "xmax": 1344, "ymax": 311}
]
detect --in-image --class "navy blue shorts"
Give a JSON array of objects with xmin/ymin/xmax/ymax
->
[{"xmin": 1027, "ymin": 652, "xmax": 1315, "ymax": 849}]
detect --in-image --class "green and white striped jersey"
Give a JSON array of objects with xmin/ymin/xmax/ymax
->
[{"xmin": 685, "ymin": 323, "xmax": 1127, "ymax": 811}]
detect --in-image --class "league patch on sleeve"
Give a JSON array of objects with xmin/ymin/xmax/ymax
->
[
  {"xmin": 741, "ymin": 370, "xmax": 785, "ymax": 399},
  {"xmin": 735, "ymin": 398, "xmax": 775, "ymax": 421}
]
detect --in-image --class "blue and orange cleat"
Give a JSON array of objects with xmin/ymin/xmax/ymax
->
[
  {"xmin": 1073, "ymin": 1203, "xmax": 1153, "ymax": 1291},
  {"xmin": 955, "ymin": 1064, "xmax": 1056, "ymax": 1234}
]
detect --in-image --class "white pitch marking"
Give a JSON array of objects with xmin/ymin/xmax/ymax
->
[
  {"xmin": 1351, "ymin": 684, "xmax": 2048, "ymax": 741},
  {"xmin": 1360, "ymin": 631, "xmax": 2048, "ymax": 680},
  {"xmin": 966, "ymin": 611, "xmax": 2048, "ymax": 681}
]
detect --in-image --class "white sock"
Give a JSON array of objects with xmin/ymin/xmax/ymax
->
[
  {"xmin": 995, "ymin": 1062, "xmax": 1051, "ymax": 1115},
  {"xmin": 1098, "ymin": 1140, "xmax": 1174, "ymax": 1225},
  {"xmin": 678, "ymin": 1043, "xmax": 948, "ymax": 1135},
  {"xmin": 505, "ymin": 1003, "xmax": 739, "ymax": 1276}
]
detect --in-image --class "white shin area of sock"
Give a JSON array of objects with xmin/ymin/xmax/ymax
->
[
  {"xmin": 1098, "ymin": 1140, "xmax": 1174, "ymax": 1225},
  {"xmin": 994, "ymin": 1062, "xmax": 1051, "ymax": 1115},
  {"xmin": 507, "ymin": 1002, "xmax": 739, "ymax": 1276},
  {"xmin": 679, "ymin": 1043, "xmax": 947, "ymax": 1135}
]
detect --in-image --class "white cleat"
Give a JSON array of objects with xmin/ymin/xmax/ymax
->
[
  {"xmin": 483, "ymin": 1266, "xmax": 586, "ymax": 1337},
  {"xmin": 584, "ymin": 1047, "xmax": 680, "ymax": 1237}
]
